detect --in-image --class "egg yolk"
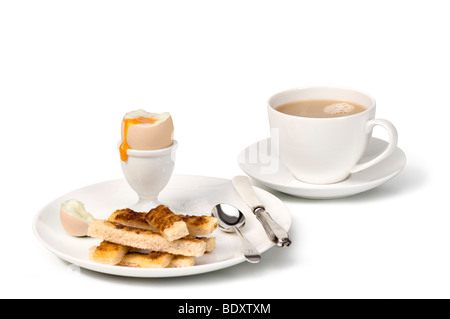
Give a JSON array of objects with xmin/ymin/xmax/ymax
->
[{"xmin": 120, "ymin": 116, "xmax": 157, "ymax": 161}]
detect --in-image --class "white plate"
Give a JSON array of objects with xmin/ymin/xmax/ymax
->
[
  {"xmin": 238, "ymin": 137, "xmax": 406, "ymax": 199},
  {"xmin": 33, "ymin": 175, "xmax": 291, "ymax": 278}
]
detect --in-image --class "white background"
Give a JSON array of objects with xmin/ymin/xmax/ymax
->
[{"xmin": 1, "ymin": 0, "xmax": 449, "ymax": 299}]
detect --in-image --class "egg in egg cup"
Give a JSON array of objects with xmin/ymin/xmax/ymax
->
[{"xmin": 118, "ymin": 110, "xmax": 176, "ymax": 211}]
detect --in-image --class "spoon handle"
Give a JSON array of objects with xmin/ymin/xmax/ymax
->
[{"xmin": 234, "ymin": 227, "xmax": 261, "ymax": 263}]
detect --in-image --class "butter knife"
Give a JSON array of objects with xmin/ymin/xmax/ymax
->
[{"xmin": 232, "ymin": 175, "xmax": 291, "ymax": 247}]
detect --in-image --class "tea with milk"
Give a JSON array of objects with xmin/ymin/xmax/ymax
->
[{"xmin": 276, "ymin": 99, "xmax": 367, "ymax": 118}]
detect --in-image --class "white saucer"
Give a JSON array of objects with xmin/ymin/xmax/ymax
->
[
  {"xmin": 33, "ymin": 175, "xmax": 291, "ymax": 278},
  {"xmin": 237, "ymin": 137, "xmax": 406, "ymax": 199}
]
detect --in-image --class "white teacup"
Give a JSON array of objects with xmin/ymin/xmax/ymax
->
[
  {"xmin": 120, "ymin": 140, "xmax": 177, "ymax": 211},
  {"xmin": 268, "ymin": 87, "xmax": 398, "ymax": 184}
]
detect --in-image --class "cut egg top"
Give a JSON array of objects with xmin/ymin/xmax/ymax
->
[
  {"xmin": 119, "ymin": 110, "xmax": 174, "ymax": 161},
  {"xmin": 60, "ymin": 199, "xmax": 94, "ymax": 237}
]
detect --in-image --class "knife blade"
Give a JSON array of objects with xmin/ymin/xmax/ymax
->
[{"xmin": 232, "ymin": 175, "xmax": 291, "ymax": 247}]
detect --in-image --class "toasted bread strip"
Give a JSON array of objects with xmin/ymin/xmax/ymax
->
[
  {"xmin": 181, "ymin": 215, "xmax": 218, "ymax": 236},
  {"xmin": 168, "ymin": 255, "xmax": 196, "ymax": 268},
  {"xmin": 89, "ymin": 241, "xmax": 131, "ymax": 265},
  {"xmin": 199, "ymin": 237, "xmax": 216, "ymax": 253},
  {"xmin": 145, "ymin": 205, "xmax": 189, "ymax": 241},
  {"xmin": 118, "ymin": 252, "xmax": 174, "ymax": 268},
  {"xmin": 91, "ymin": 245, "xmax": 196, "ymax": 268},
  {"xmin": 108, "ymin": 208, "xmax": 152, "ymax": 230},
  {"xmin": 108, "ymin": 207, "xmax": 218, "ymax": 237},
  {"xmin": 118, "ymin": 252, "xmax": 195, "ymax": 268},
  {"xmin": 87, "ymin": 219, "xmax": 206, "ymax": 257}
]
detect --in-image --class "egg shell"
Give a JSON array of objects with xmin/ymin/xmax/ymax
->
[
  {"xmin": 60, "ymin": 207, "xmax": 90, "ymax": 237},
  {"xmin": 122, "ymin": 114, "xmax": 174, "ymax": 151}
]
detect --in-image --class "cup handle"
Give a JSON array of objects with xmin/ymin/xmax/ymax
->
[{"xmin": 349, "ymin": 119, "xmax": 398, "ymax": 174}]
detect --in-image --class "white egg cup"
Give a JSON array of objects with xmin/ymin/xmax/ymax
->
[{"xmin": 119, "ymin": 140, "xmax": 177, "ymax": 212}]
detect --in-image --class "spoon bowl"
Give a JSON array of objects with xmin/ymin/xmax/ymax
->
[{"xmin": 212, "ymin": 203, "xmax": 246, "ymax": 232}]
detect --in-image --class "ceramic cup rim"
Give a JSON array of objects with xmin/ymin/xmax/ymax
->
[{"xmin": 268, "ymin": 86, "xmax": 376, "ymax": 121}]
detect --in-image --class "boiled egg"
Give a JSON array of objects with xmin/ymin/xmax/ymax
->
[
  {"xmin": 119, "ymin": 110, "xmax": 174, "ymax": 161},
  {"xmin": 60, "ymin": 199, "xmax": 95, "ymax": 237}
]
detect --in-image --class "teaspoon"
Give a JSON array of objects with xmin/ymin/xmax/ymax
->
[{"xmin": 211, "ymin": 203, "xmax": 261, "ymax": 263}]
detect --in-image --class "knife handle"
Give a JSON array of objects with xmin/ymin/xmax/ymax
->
[{"xmin": 254, "ymin": 207, "xmax": 291, "ymax": 247}]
